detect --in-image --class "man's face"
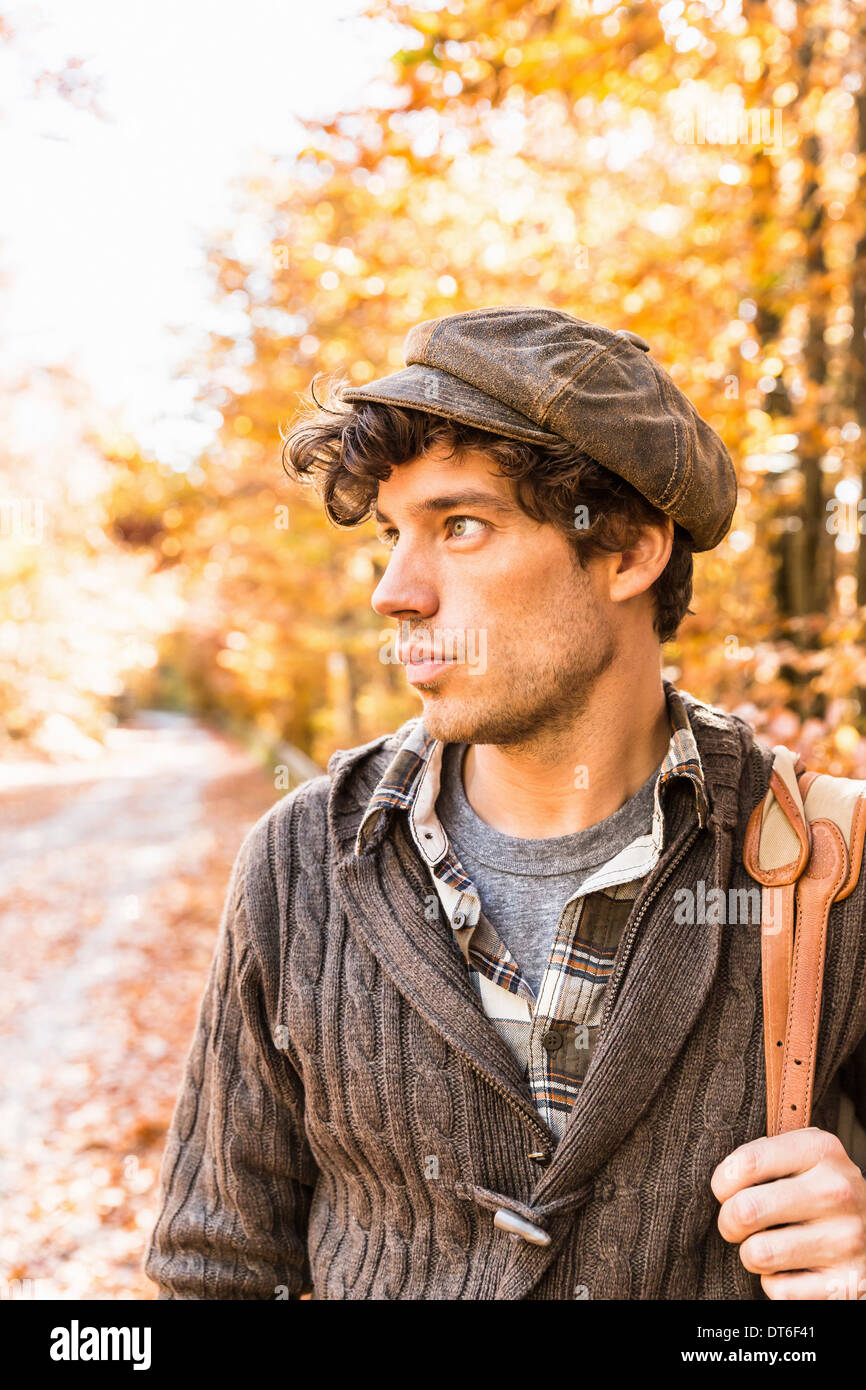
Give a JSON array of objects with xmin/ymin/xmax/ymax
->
[{"xmin": 370, "ymin": 441, "xmax": 621, "ymax": 749}]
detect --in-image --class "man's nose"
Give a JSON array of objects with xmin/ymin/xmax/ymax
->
[{"xmin": 371, "ymin": 550, "xmax": 439, "ymax": 620}]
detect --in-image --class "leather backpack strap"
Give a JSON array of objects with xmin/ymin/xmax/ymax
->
[
  {"xmin": 776, "ymin": 816, "xmax": 847, "ymax": 1132},
  {"xmin": 743, "ymin": 748, "xmax": 810, "ymax": 1134},
  {"xmin": 745, "ymin": 749, "xmax": 866, "ymax": 1137},
  {"xmin": 777, "ymin": 766, "xmax": 866, "ymax": 1133},
  {"xmin": 762, "ymin": 882, "xmax": 794, "ymax": 1133}
]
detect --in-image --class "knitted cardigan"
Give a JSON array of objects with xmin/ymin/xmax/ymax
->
[{"xmin": 144, "ymin": 690, "xmax": 866, "ymax": 1300}]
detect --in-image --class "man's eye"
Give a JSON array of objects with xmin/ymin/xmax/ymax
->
[
  {"xmin": 376, "ymin": 516, "xmax": 489, "ymax": 548},
  {"xmin": 447, "ymin": 515, "xmax": 489, "ymax": 539}
]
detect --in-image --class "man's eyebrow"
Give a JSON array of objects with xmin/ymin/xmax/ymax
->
[{"xmin": 373, "ymin": 490, "xmax": 521, "ymax": 526}]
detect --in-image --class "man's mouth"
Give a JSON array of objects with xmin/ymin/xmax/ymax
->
[
  {"xmin": 398, "ymin": 637, "xmax": 459, "ymax": 684},
  {"xmin": 399, "ymin": 636, "xmax": 451, "ymax": 665}
]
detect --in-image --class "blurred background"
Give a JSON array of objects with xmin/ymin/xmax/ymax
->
[{"xmin": 1, "ymin": 0, "xmax": 865, "ymax": 1299}]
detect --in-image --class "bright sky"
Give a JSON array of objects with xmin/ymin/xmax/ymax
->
[{"xmin": 0, "ymin": 0, "xmax": 401, "ymax": 461}]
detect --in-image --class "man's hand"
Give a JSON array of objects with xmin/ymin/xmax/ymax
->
[{"xmin": 711, "ymin": 1128, "xmax": 866, "ymax": 1300}]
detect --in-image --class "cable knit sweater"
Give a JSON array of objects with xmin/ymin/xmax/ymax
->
[{"xmin": 144, "ymin": 690, "xmax": 866, "ymax": 1300}]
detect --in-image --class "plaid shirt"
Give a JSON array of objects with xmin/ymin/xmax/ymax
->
[{"xmin": 355, "ymin": 681, "xmax": 709, "ymax": 1142}]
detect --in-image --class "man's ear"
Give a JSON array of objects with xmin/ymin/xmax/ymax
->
[{"xmin": 607, "ymin": 518, "xmax": 673, "ymax": 605}]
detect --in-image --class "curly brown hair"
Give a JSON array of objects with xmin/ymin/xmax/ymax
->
[{"xmin": 281, "ymin": 372, "xmax": 694, "ymax": 643}]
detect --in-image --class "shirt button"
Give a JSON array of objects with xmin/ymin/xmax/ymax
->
[
  {"xmin": 541, "ymin": 1030, "xmax": 563, "ymax": 1052},
  {"xmin": 453, "ymin": 911, "xmax": 466, "ymax": 928}
]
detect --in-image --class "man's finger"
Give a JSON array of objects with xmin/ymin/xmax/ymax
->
[
  {"xmin": 738, "ymin": 1217, "xmax": 862, "ymax": 1275},
  {"xmin": 711, "ymin": 1128, "xmax": 844, "ymax": 1202},
  {"xmin": 717, "ymin": 1166, "xmax": 859, "ymax": 1244},
  {"xmin": 761, "ymin": 1267, "xmax": 866, "ymax": 1300}
]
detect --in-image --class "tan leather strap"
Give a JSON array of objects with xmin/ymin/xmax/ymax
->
[
  {"xmin": 775, "ymin": 819, "xmax": 847, "ymax": 1133},
  {"xmin": 761, "ymin": 881, "xmax": 794, "ymax": 1135},
  {"xmin": 743, "ymin": 764, "xmax": 811, "ymax": 888},
  {"xmin": 745, "ymin": 752, "xmax": 866, "ymax": 1137},
  {"xmin": 743, "ymin": 755, "xmax": 811, "ymax": 1134}
]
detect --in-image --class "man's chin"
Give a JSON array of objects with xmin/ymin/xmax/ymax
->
[
  {"xmin": 412, "ymin": 686, "xmax": 492, "ymax": 745},
  {"xmin": 412, "ymin": 686, "xmax": 459, "ymax": 733}
]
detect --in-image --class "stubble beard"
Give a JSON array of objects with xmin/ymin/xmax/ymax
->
[{"xmin": 417, "ymin": 612, "xmax": 619, "ymax": 756}]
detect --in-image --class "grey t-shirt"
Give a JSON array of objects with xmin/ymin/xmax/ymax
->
[{"xmin": 434, "ymin": 741, "xmax": 659, "ymax": 998}]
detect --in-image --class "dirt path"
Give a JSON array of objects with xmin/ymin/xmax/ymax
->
[{"xmin": 0, "ymin": 714, "xmax": 285, "ymax": 1300}]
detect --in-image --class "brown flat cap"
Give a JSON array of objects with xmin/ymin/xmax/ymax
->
[{"xmin": 340, "ymin": 305, "xmax": 737, "ymax": 550}]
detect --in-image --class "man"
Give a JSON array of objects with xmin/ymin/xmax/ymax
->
[{"xmin": 145, "ymin": 306, "xmax": 866, "ymax": 1300}]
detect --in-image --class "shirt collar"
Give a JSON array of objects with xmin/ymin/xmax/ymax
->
[{"xmin": 354, "ymin": 679, "xmax": 709, "ymax": 859}]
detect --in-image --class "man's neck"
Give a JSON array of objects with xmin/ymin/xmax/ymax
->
[{"xmin": 460, "ymin": 670, "xmax": 671, "ymax": 840}]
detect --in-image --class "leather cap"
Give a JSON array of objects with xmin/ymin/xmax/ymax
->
[{"xmin": 340, "ymin": 305, "xmax": 737, "ymax": 550}]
